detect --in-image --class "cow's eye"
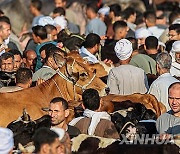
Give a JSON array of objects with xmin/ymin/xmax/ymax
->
[{"xmin": 79, "ymin": 72, "xmax": 87, "ymax": 77}]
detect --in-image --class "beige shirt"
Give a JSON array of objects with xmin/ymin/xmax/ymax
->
[{"xmin": 107, "ymin": 65, "xmax": 148, "ymax": 95}]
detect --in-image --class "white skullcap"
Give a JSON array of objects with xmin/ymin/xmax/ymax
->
[
  {"xmin": 0, "ymin": 127, "xmax": 14, "ymax": 154},
  {"xmin": 114, "ymin": 39, "xmax": 133, "ymax": 60},
  {"xmin": 171, "ymin": 41, "xmax": 180, "ymax": 53},
  {"xmin": 51, "ymin": 127, "xmax": 65, "ymax": 141},
  {"xmin": 172, "ymin": 17, "xmax": 180, "ymax": 24},
  {"xmin": 98, "ymin": 6, "xmax": 110, "ymax": 15},
  {"xmin": 158, "ymin": 41, "xmax": 166, "ymax": 48},
  {"xmin": 135, "ymin": 27, "xmax": 152, "ymax": 39},
  {"xmin": 54, "ymin": 16, "xmax": 67, "ymax": 30},
  {"xmin": 38, "ymin": 16, "xmax": 56, "ymax": 26}
]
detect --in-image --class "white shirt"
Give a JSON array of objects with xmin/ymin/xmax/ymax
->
[{"xmin": 79, "ymin": 46, "xmax": 99, "ymax": 64}]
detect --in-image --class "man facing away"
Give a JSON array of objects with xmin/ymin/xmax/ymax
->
[
  {"xmin": 148, "ymin": 52, "xmax": 179, "ymax": 111},
  {"xmin": 107, "ymin": 39, "xmax": 148, "ymax": 95},
  {"xmin": 69, "ymin": 88, "xmax": 120, "ymax": 139}
]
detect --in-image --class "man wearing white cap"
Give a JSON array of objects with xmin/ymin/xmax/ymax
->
[
  {"xmin": 170, "ymin": 40, "xmax": 180, "ymax": 78},
  {"xmin": 135, "ymin": 27, "xmax": 152, "ymax": 48},
  {"xmin": 107, "ymin": 39, "xmax": 148, "ymax": 95},
  {"xmin": 0, "ymin": 127, "xmax": 14, "ymax": 154}
]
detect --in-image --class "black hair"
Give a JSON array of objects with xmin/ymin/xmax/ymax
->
[
  {"xmin": 144, "ymin": 11, "xmax": 156, "ymax": 23},
  {"xmin": 109, "ymin": 3, "xmax": 121, "ymax": 17},
  {"xmin": 83, "ymin": 33, "xmax": 100, "ymax": 49},
  {"xmin": 113, "ymin": 20, "xmax": 127, "ymax": 32},
  {"xmin": 45, "ymin": 24, "xmax": 57, "ymax": 34},
  {"xmin": 53, "ymin": 7, "xmax": 66, "ymax": 16},
  {"xmin": 31, "ymin": 0, "xmax": 42, "ymax": 11},
  {"xmin": 33, "ymin": 127, "xmax": 59, "ymax": 153},
  {"xmin": 0, "ymin": 52, "xmax": 14, "ymax": 66},
  {"xmin": 32, "ymin": 25, "xmax": 47, "ymax": 40},
  {"xmin": 121, "ymin": 7, "xmax": 136, "ymax": 20},
  {"xmin": 169, "ymin": 24, "xmax": 180, "ymax": 34},
  {"xmin": 86, "ymin": 3, "xmax": 99, "ymax": 14},
  {"xmin": 145, "ymin": 36, "xmax": 158, "ymax": 50},
  {"xmin": 0, "ymin": 16, "xmax": 11, "ymax": 30},
  {"xmin": 8, "ymin": 49, "xmax": 22, "ymax": 59},
  {"xmin": 50, "ymin": 97, "xmax": 68, "ymax": 110},
  {"xmin": 16, "ymin": 67, "xmax": 32, "ymax": 84},
  {"xmin": 82, "ymin": 88, "xmax": 100, "ymax": 111}
]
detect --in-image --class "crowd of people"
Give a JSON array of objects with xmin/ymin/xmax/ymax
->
[{"xmin": 0, "ymin": 0, "xmax": 179, "ymax": 153}]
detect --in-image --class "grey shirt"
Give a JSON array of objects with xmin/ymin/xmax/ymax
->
[{"xmin": 156, "ymin": 110, "xmax": 180, "ymax": 135}]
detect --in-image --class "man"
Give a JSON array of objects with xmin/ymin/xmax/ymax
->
[
  {"xmin": 168, "ymin": 24, "xmax": 180, "ymax": 41},
  {"xmin": 85, "ymin": 3, "xmax": 107, "ymax": 36},
  {"xmin": 144, "ymin": 10, "xmax": 164, "ymax": 39},
  {"xmin": 107, "ymin": 39, "xmax": 148, "ymax": 95},
  {"xmin": 156, "ymin": 82, "xmax": 180, "ymax": 135},
  {"xmin": 32, "ymin": 46, "xmax": 65, "ymax": 81},
  {"xmin": 33, "ymin": 127, "xmax": 61, "ymax": 154},
  {"xmin": 121, "ymin": 7, "xmax": 136, "ymax": 32},
  {"xmin": 23, "ymin": 49, "xmax": 37, "ymax": 72},
  {"xmin": 48, "ymin": 97, "xmax": 80, "ymax": 139},
  {"xmin": 148, "ymin": 52, "xmax": 179, "ymax": 111},
  {"xmin": 144, "ymin": 36, "xmax": 159, "ymax": 61},
  {"xmin": 0, "ymin": 52, "xmax": 15, "ymax": 87},
  {"xmin": 29, "ymin": 0, "xmax": 44, "ymax": 27},
  {"xmin": 8, "ymin": 49, "xmax": 23, "ymax": 71},
  {"xmin": 170, "ymin": 40, "xmax": 180, "ymax": 78},
  {"xmin": 69, "ymin": 88, "xmax": 119, "ymax": 139},
  {"xmin": 0, "ymin": 67, "xmax": 32, "ymax": 93},
  {"xmin": 32, "ymin": 25, "xmax": 56, "ymax": 70},
  {"xmin": 79, "ymin": 33, "xmax": 100, "ymax": 64},
  {"xmin": 0, "ymin": 127, "xmax": 14, "ymax": 154}
]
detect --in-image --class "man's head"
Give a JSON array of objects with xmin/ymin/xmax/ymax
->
[
  {"xmin": 44, "ymin": 46, "xmax": 66, "ymax": 70},
  {"xmin": 168, "ymin": 24, "xmax": 180, "ymax": 41},
  {"xmin": 83, "ymin": 33, "xmax": 100, "ymax": 55},
  {"xmin": 144, "ymin": 11, "xmax": 156, "ymax": 27},
  {"xmin": 109, "ymin": 3, "xmax": 121, "ymax": 20},
  {"xmin": 145, "ymin": 36, "xmax": 158, "ymax": 52},
  {"xmin": 82, "ymin": 88, "xmax": 100, "ymax": 111},
  {"xmin": 135, "ymin": 27, "xmax": 152, "ymax": 47},
  {"xmin": 171, "ymin": 40, "xmax": 180, "ymax": 64},
  {"xmin": 23, "ymin": 49, "xmax": 37, "ymax": 72},
  {"xmin": 168, "ymin": 82, "xmax": 180, "ymax": 116},
  {"xmin": 15, "ymin": 67, "xmax": 32, "ymax": 88},
  {"xmin": 44, "ymin": 24, "xmax": 57, "ymax": 41},
  {"xmin": 52, "ymin": 7, "xmax": 66, "ymax": 18},
  {"xmin": 0, "ymin": 127, "xmax": 14, "ymax": 154},
  {"xmin": 32, "ymin": 25, "xmax": 47, "ymax": 44},
  {"xmin": 113, "ymin": 20, "xmax": 128, "ymax": 40},
  {"xmin": 8, "ymin": 49, "xmax": 22, "ymax": 71},
  {"xmin": 54, "ymin": 0, "xmax": 66, "ymax": 8},
  {"xmin": 29, "ymin": 0, "xmax": 42, "ymax": 15},
  {"xmin": 114, "ymin": 39, "xmax": 133, "ymax": 63},
  {"xmin": 0, "ymin": 16, "xmax": 11, "ymax": 42},
  {"xmin": 121, "ymin": 7, "xmax": 136, "ymax": 23},
  {"xmin": 33, "ymin": 127, "xmax": 60, "ymax": 154},
  {"xmin": 48, "ymin": 97, "xmax": 69, "ymax": 127},
  {"xmin": 86, "ymin": 3, "xmax": 98, "ymax": 19},
  {"xmin": 0, "ymin": 52, "xmax": 14, "ymax": 72},
  {"xmin": 156, "ymin": 52, "xmax": 172, "ymax": 75}
]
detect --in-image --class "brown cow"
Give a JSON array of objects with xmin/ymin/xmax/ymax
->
[{"xmin": 0, "ymin": 58, "xmax": 106, "ymax": 127}]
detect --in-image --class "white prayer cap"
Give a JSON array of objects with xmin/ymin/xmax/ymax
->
[
  {"xmin": 114, "ymin": 39, "xmax": 133, "ymax": 60},
  {"xmin": 172, "ymin": 17, "xmax": 180, "ymax": 24},
  {"xmin": 171, "ymin": 41, "xmax": 180, "ymax": 53},
  {"xmin": 0, "ymin": 127, "xmax": 14, "ymax": 154},
  {"xmin": 135, "ymin": 27, "xmax": 152, "ymax": 39},
  {"xmin": 38, "ymin": 16, "xmax": 56, "ymax": 26},
  {"xmin": 54, "ymin": 16, "xmax": 67, "ymax": 30},
  {"xmin": 98, "ymin": 6, "xmax": 110, "ymax": 15},
  {"xmin": 51, "ymin": 127, "xmax": 65, "ymax": 141},
  {"xmin": 158, "ymin": 41, "xmax": 166, "ymax": 48}
]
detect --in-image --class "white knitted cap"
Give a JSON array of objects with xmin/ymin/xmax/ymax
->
[
  {"xmin": 171, "ymin": 41, "xmax": 180, "ymax": 53},
  {"xmin": 114, "ymin": 39, "xmax": 133, "ymax": 60}
]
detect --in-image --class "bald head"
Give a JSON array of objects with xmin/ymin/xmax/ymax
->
[{"xmin": 23, "ymin": 50, "xmax": 37, "ymax": 71}]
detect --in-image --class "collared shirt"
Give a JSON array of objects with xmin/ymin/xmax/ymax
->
[{"xmin": 79, "ymin": 46, "xmax": 99, "ymax": 64}]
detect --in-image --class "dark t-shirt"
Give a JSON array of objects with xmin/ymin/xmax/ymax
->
[{"xmin": 67, "ymin": 125, "xmax": 81, "ymax": 139}]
